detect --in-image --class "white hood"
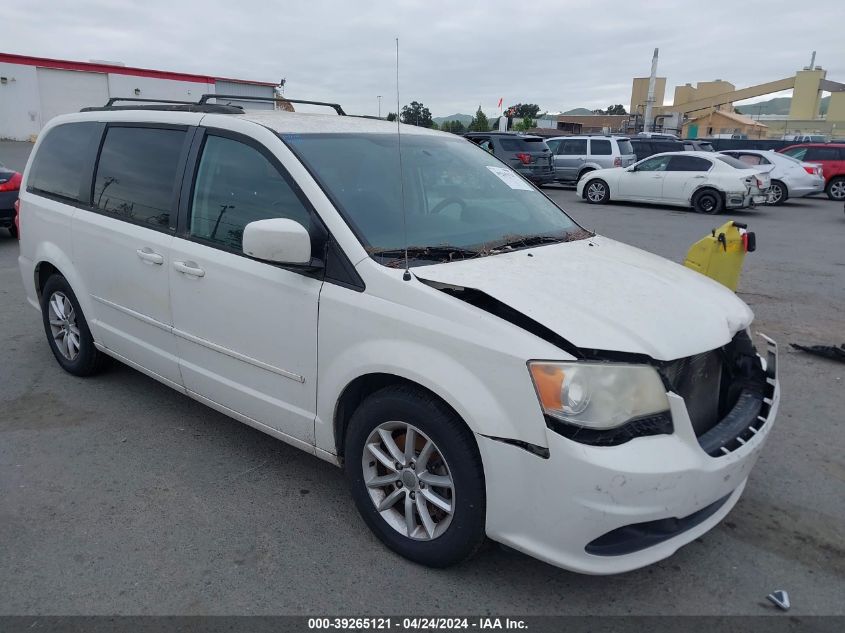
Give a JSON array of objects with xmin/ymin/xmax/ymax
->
[{"xmin": 414, "ymin": 235, "xmax": 753, "ymax": 361}]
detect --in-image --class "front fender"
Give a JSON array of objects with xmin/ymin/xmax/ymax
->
[{"xmin": 315, "ymin": 283, "xmax": 555, "ymax": 455}]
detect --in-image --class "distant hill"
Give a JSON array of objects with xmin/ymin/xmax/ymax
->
[
  {"xmin": 562, "ymin": 107, "xmax": 594, "ymax": 115},
  {"xmin": 736, "ymin": 95, "xmax": 830, "ymax": 116},
  {"xmin": 433, "ymin": 113, "xmax": 474, "ymax": 125}
]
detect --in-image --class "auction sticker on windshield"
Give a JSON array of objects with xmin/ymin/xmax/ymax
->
[{"xmin": 486, "ymin": 166, "xmax": 533, "ymax": 190}]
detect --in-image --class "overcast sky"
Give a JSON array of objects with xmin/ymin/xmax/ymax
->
[{"xmin": 4, "ymin": 0, "xmax": 844, "ymax": 118}]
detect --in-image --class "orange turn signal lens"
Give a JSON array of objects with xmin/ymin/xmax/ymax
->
[{"xmin": 528, "ymin": 363, "xmax": 565, "ymax": 411}]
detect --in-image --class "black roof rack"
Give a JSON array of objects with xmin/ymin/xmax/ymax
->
[
  {"xmin": 198, "ymin": 94, "xmax": 346, "ymax": 116},
  {"xmin": 80, "ymin": 94, "xmax": 346, "ymax": 116}
]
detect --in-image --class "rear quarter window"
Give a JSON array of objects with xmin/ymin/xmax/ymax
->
[
  {"xmin": 616, "ymin": 139, "xmax": 634, "ymax": 155},
  {"xmin": 27, "ymin": 122, "xmax": 102, "ymax": 202}
]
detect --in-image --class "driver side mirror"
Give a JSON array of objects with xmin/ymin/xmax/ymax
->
[
  {"xmin": 242, "ymin": 218, "xmax": 313, "ymax": 265},
  {"xmin": 627, "ymin": 165, "xmax": 638, "ymax": 172}
]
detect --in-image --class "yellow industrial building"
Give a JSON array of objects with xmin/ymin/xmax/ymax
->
[{"xmin": 629, "ymin": 64, "xmax": 845, "ymax": 139}]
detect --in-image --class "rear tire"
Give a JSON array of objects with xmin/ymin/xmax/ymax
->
[
  {"xmin": 767, "ymin": 180, "xmax": 787, "ymax": 206},
  {"xmin": 692, "ymin": 188, "xmax": 724, "ymax": 214},
  {"xmin": 344, "ymin": 385, "xmax": 486, "ymax": 568},
  {"xmin": 826, "ymin": 177, "xmax": 845, "ymax": 201},
  {"xmin": 583, "ymin": 179, "xmax": 610, "ymax": 204},
  {"xmin": 40, "ymin": 275, "xmax": 108, "ymax": 377}
]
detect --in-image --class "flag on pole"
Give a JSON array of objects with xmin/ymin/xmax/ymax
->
[{"xmin": 497, "ymin": 97, "xmax": 503, "ymax": 109}]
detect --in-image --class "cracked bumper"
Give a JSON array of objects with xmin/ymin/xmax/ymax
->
[{"xmin": 478, "ymin": 347, "xmax": 780, "ymax": 575}]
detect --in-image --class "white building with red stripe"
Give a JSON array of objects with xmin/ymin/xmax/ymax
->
[{"xmin": 0, "ymin": 53, "xmax": 278, "ymax": 141}]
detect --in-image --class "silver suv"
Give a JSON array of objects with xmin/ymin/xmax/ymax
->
[{"xmin": 546, "ymin": 135, "xmax": 636, "ymax": 184}]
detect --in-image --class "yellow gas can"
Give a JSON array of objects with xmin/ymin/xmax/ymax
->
[{"xmin": 683, "ymin": 221, "xmax": 755, "ymax": 292}]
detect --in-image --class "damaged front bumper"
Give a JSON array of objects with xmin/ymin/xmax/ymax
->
[{"xmin": 478, "ymin": 336, "xmax": 779, "ymax": 574}]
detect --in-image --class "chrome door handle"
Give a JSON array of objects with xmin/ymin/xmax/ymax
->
[
  {"xmin": 692, "ymin": 175, "xmax": 706, "ymax": 179},
  {"xmin": 173, "ymin": 260, "xmax": 205, "ymax": 277},
  {"xmin": 136, "ymin": 248, "xmax": 164, "ymax": 265}
]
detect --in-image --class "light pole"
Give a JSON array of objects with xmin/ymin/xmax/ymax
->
[{"xmin": 377, "ymin": 95, "xmax": 382, "ymax": 118}]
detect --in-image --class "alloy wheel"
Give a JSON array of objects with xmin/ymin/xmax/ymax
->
[
  {"xmin": 361, "ymin": 421, "xmax": 455, "ymax": 541},
  {"xmin": 830, "ymin": 180, "xmax": 845, "ymax": 200},
  {"xmin": 768, "ymin": 184, "xmax": 783, "ymax": 205},
  {"xmin": 47, "ymin": 291, "xmax": 80, "ymax": 360},
  {"xmin": 586, "ymin": 182, "xmax": 606, "ymax": 202}
]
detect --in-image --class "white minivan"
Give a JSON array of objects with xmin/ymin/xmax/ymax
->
[{"xmin": 17, "ymin": 98, "xmax": 779, "ymax": 574}]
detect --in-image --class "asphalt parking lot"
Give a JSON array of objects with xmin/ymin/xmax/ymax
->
[{"xmin": 1, "ymin": 139, "xmax": 844, "ymax": 616}]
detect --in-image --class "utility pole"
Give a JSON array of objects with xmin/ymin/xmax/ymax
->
[
  {"xmin": 377, "ymin": 95, "xmax": 382, "ymax": 118},
  {"xmin": 643, "ymin": 48, "xmax": 659, "ymax": 133}
]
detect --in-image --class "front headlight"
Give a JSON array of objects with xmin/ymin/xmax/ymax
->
[{"xmin": 528, "ymin": 361, "xmax": 670, "ymax": 430}]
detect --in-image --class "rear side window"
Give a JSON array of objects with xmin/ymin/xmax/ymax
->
[
  {"xmin": 559, "ymin": 139, "xmax": 587, "ymax": 155},
  {"xmin": 805, "ymin": 147, "xmax": 840, "ymax": 161},
  {"xmin": 28, "ymin": 122, "xmax": 101, "ymax": 202},
  {"xmin": 499, "ymin": 137, "xmax": 547, "ymax": 152},
  {"xmin": 667, "ymin": 155, "xmax": 712, "ymax": 171},
  {"xmin": 93, "ymin": 126, "xmax": 186, "ymax": 230},
  {"xmin": 590, "ymin": 139, "xmax": 612, "ymax": 155},
  {"xmin": 189, "ymin": 134, "xmax": 312, "ymax": 252}
]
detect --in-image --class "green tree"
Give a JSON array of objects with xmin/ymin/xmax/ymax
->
[
  {"xmin": 449, "ymin": 119, "xmax": 466, "ymax": 134},
  {"xmin": 386, "ymin": 112, "xmax": 397, "ymax": 122},
  {"xmin": 513, "ymin": 116, "xmax": 536, "ymax": 132},
  {"xmin": 593, "ymin": 104, "xmax": 627, "ymax": 115},
  {"xmin": 468, "ymin": 106, "xmax": 490, "ymax": 132},
  {"xmin": 400, "ymin": 101, "xmax": 433, "ymax": 127},
  {"xmin": 506, "ymin": 103, "xmax": 541, "ymax": 119},
  {"xmin": 430, "ymin": 121, "xmax": 439, "ymax": 130}
]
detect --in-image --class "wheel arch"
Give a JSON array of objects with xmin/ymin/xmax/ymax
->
[
  {"xmin": 333, "ymin": 372, "xmax": 471, "ymax": 461},
  {"xmin": 690, "ymin": 185, "xmax": 725, "ymax": 207},
  {"xmin": 31, "ymin": 245, "xmax": 98, "ymax": 334},
  {"xmin": 581, "ymin": 176, "xmax": 610, "ymax": 200}
]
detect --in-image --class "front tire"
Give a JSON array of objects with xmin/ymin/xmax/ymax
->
[
  {"xmin": 344, "ymin": 385, "xmax": 486, "ymax": 568},
  {"xmin": 767, "ymin": 180, "xmax": 787, "ymax": 206},
  {"xmin": 584, "ymin": 179, "xmax": 610, "ymax": 204},
  {"xmin": 692, "ymin": 189, "xmax": 724, "ymax": 214},
  {"xmin": 40, "ymin": 275, "xmax": 108, "ymax": 376},
  {"xmin": 826, "ymin": 177, "xmax": 845, "ymax": 201}
]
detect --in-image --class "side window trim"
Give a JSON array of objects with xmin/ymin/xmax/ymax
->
[{"xmin": 86, "ymin": 122, "xmax": 194, "ymax": 235}]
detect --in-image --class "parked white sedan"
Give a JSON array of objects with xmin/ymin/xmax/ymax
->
[
  {"xmin": 718, "ymin": 149, "xmax": 825, "ymax": 205},
  {"xmin": 576, "ymin": 151, "xmax": 771, "ymax": 214}
]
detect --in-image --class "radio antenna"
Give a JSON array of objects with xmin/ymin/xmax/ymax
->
[{"xmin": 395, "ymin": 37, "xmax": 411, "ymax": 281}]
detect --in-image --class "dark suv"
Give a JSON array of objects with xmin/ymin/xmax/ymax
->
[
  {"xmin": 629, "ymin": 138, "xmax": 686, "ymax": 161},
  {"xmin": 464, "ymin": 132, "xmax": 555, "ymax": 185}
]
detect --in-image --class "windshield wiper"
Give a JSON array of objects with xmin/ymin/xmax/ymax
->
[
  {"xmin": 370, "ymin": 245, "xmax": 481, "ymax": 263},
  {"xmin": 484, "ymin": 234, "xmax": 566, "ymax": 251},
  {"xmin": 484, "ymin": 230, "xmax": 594, "ymax": 252}
]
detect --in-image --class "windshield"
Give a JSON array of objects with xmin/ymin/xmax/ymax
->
[{"xmin": 281, "ymin": 133, "xmax": 584, "ymax": 265}]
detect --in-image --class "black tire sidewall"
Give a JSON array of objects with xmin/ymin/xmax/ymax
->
[
  {"xmin": 40, "ymin": 275, "xmax": 102, "ymax": 376},
  {"xmin": 344, "ymin": 387, "xmax": 486, "ymax": 568},
  {"xmin": 693, "ymin": 189, "xmax": 723, "ymax": 214}
]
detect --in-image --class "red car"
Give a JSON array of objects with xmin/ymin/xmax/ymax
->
[
  {"xmin": 777, "ymin": 143, "xmax": 845, "ymax": 201},
  {"xmin": 0, "ymin": 162, "xmax": 22, "ymax": 238}
]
